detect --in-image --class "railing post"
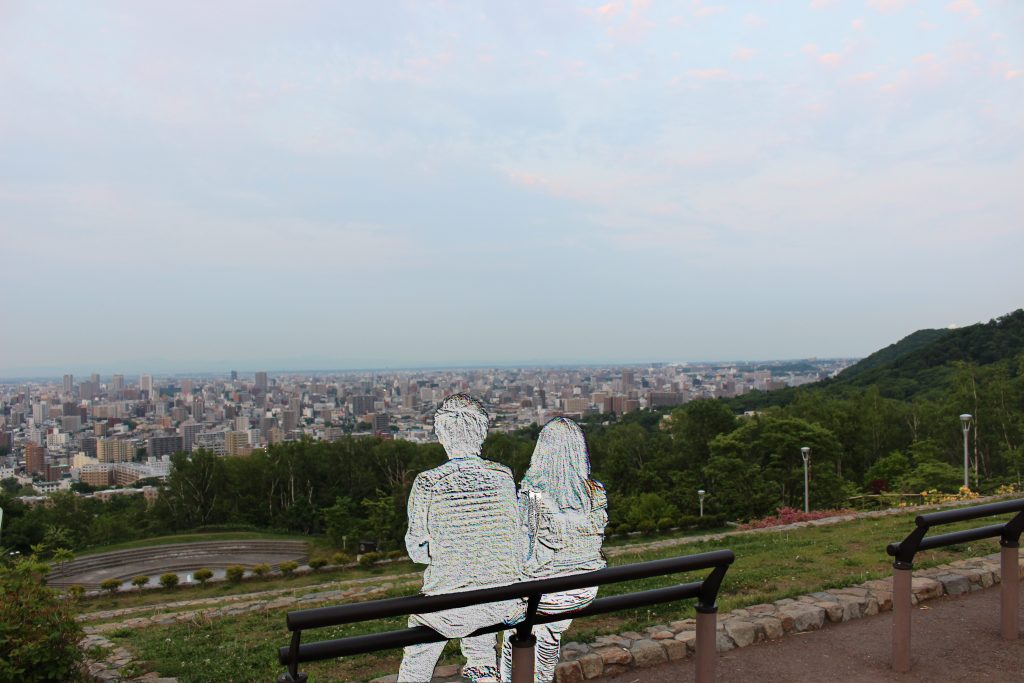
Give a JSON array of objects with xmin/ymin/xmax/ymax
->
[
  {"xmin": 1001, "ymin": 542, "xmax": 1019, "ymax": 641},
  {"xmin": 695, "ymin": 605, "xmax": 717, "ymax": 683},
  {"xmin": 892, "ymin": 563, "xmax": 913, "ymax": 673},
  {"xmin": 509, "ymin": 631, "xmax": 536, "ymax": 683}
]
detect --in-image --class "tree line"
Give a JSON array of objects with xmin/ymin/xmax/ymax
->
[{"xmin": 1, "ymin": 355, "xmax": 1021, "ymax": 556}]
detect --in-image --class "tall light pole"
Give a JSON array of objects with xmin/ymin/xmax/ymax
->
[
  {"xmin": 801, "ymin": 447, "xmax": 811, "ymax": 513},
  {"xmin": 0, "ymin": 506, "xmax": 4, "ymax": 549},
  {"xmin": 697, "ymin": 489, "xmax": 706, "ymax": 518},
  {"xmin": 960, "ymin": 414, "xmax": 972, "ymax": 490}
]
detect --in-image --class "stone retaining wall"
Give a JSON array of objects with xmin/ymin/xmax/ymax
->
[{"xmin": 546, "ymin": 549, "xmax": 1022, "ymax": 683}]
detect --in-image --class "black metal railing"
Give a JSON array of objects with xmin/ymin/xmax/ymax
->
[
  {"xmin": 886, "ymin": 497, "xmax": 1024, "ymax": 672},
  {"xmin": 277, "ymin": 549, "xmax": 734, "ymax": 683}
]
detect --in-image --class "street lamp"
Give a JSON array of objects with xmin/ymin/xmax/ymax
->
[
  {"xmin": 800, "ymin": 447, "xmax": 811, "ymax": 513},
  {"xmin": 960, "ymin": 414, "xmax": 972, "ymax": 490},
  {"xmin": 697, "ymin": 490, "xmax": 706, "ymax": 518}
]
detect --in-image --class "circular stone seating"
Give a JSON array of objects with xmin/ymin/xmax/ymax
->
[{"xmin": 48, "ymin": 539, "xmax": 308, "ymax": 589}]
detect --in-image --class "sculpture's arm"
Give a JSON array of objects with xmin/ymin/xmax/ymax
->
[{"xmin": 405, "ymin": 474, "xmax": 432, "ymax": 565}]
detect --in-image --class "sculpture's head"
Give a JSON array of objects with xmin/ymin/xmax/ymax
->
[{"xmin": 433, "ymin": 394, "xmax": 489, "ymax": 458}]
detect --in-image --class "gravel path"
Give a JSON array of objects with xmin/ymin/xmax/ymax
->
[{"xmin": 591, "ymin": 583, "xmax": 1023, "ymax": 682}]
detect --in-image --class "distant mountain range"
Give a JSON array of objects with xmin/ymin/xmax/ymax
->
[{"xmin": 732, "ymin": 309, "xmax": 1024, "ymax": 408}]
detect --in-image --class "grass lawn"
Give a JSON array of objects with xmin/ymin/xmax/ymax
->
[{"xmin": 114, "ymin": 504, "xmax": 1021, "ymax": 683}]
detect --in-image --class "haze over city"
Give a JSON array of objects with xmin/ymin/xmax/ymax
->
[{"xmin": 2, "ymin": 1, "xmax": 1022, "ymax": 376}]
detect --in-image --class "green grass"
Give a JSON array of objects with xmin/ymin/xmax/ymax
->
[
  {"xmin": 75, "ymin": 531, "xmax": 306, "ymax": 557},
  {"xmin": 118, "ymin": 505, "xmax": 1018, "ymax": 682}
]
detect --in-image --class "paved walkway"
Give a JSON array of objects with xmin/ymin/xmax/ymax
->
[{"xmin": 592, "ymin": 585, "xmax": 1023, "ymax": 682}]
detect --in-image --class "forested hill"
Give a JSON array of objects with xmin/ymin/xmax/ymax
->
[{"xmin": 733, "ymin": 309, "xmax": 1024, "ymax": 409}]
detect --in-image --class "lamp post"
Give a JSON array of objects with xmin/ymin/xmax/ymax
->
[
  {"xmin": 0, "ymin": 506, "xmax": 4, "ymax": 548},
  {"xmin": 800, "ymin": 447, "xmax": 811, "ymax": 513},
  {"xmin": 960, "ymin": 414, "xmax": 972, "ymax": 490},
  {"xmin": 697, "ymin": 489, "xmax": 706, "ymax": 518}
]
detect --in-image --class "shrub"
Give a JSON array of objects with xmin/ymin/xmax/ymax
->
[
  {"xmin": 99, "ymin": 578, "xmax": 122, "ymax": 595},
  {"xmin": 616, "ymin": 523, "xmax": 633, "ymax": 536},
  {"xmin": 656, "ymin": 517, "xmax": 675, "ymax": 532},
  {"xmin": 252, "ymin": 563, "xmax": 271, "ymax": 578},
  {"xmin": 225, "ymin": 566, "xmax": 246, "ymax": 583},
  {"xmin": 331, "ymin": 552, "xmax": 352, "ymax": 566},
  {"xmin": 637, "ymin": 520, "xmax": 657, "ymax": 536},
  {"xmin": 159, "ymin": 573, "xmax": 179, "ymax": 590},
  {"xmin": 193, "ymin": 568, "xmax": 213, "ymax": 586},
  {"xmin": 385, "ymin": 550, "xmax": 404, "ymax": 560},
  {"xmin": 66, "ymin": 584, "xmax": 86, "ymax": 600},
  {"xmin": 278, "ymin": 561, "xmax": 298, "ymax": 577},
  {"xmin": 131, "ymin": 575, "xmax": 149, "ymax": 591},
  {"xmin": 676, "ymin": 515, "xmax": 699, "ymax": 529},
  {"xmin": 309, "ymin": 559, "xmax": 327, "ymax": 572},
  {"xmin": 1, "ymin": 561, "xmax": 86, "ymax": 682},
  {"xmin": 358, "ymin": 552, "xmax": 382, "ymax": 568},
  {"xmin": 698, "ymin": 513, "xmax": 728, "ymax": 528}
]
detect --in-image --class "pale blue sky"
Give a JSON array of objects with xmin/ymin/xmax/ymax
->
[{"xmin": 1, "ymin": 1, "xmax": 1022, "ymax": 374}]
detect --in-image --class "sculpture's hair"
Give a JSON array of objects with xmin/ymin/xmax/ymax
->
[
  {"xmin": 521, "ymin": 417, "xmax": 602, "ymax": 512},
  {"xmin": 433, "ymin": 394, "xmax": 490, "ymax": 456}
]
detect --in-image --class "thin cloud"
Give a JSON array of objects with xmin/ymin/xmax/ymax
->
[
  {"xmin": 732, "ymin": 47, "xmax": 755, "ymax": 62},
  {"xmin": 947, "ymin": 0, "xmax": 980, "ymax": 18},
  {"xmin": 688, "ymin": 67, "xmax": 729, "ymax": 79}
]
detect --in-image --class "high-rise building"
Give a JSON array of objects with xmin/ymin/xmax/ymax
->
[
  {"xmin": 181, "ymin": 379, "xmax": 193, "ymax": 396},
  {"xmin": 350, "ymin": 394, "xmax": 375, "ymax": 416},
  {"xmin": 234, "ymin": 415, "xmax": 249, "ymax": 432},
  {"xmin": 25, "ymin": 442, "xmax": 46, "ymax": 475},
  {"xmin": 32, "ymin": 403, "xmax": 49, "ymax": 423},
  {"xmin": 63, "ymin": 374, "xmax": 74, "ymax": 395},
  {"xmin": 140, "ymin": 374, "xmax": 153, "ymax": 396},
  {"xmin": 621, "ymin": 369, "xmax": 635, "ymax": 391},
  {"xmin": 90, "ymin": 373, "xmax": 100, "ymax": 385},
  {"xmin": 255, "ymin": 372, "xmax": 268, "ymax": 392},
  {"xmin": 280, "ymin": 409, "xmax": 298, "ymax": 433},
  {"xmin": 372, "ymin": 412, "xmax": 390, "ymax": 434},
  {"xmin": 148, "ymin": 434, "xmax": 183, "ymax": 459},
  {"xmin": 179, "ymin": 420, "xmax": 202, "ymax": 452},
  {"xmin": 225, "ymin": 431, "xmax": 252, "ymax": 457},
  {"xmin": 112, "ymin": 374, "xmax": 125, "ymax": 391},
  {"xmin": 230, "ymin": 370, "xmax": 238, "ymax": 381},
  {"xmin": 97, "ymin": 437, "xmax": 134, "ymax": 463}
]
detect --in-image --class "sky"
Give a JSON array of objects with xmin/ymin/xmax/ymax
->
[{"xmin": 1, "ymin": 1, "xmax": 1022, "ymax": 375}]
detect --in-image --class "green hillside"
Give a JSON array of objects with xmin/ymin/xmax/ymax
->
[{"xmin": 733, "ymin": 309, "xmax": 1024, "ymax": 409}]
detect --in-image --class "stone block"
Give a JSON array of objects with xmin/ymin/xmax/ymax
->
[
  {"xmin": 554, "ymin": 661, "xmax": 584, "ymax": 683},
  {"xmin": 661, "ymin": 638, "xmax": 688, "ymax": 661},
  {"xmin": 593, "ymin": 634, "xmax": 631, "ymax": 648},
  {"xmin": 911, "ymin": 577, "xmax": 943, "ymax": 601},
  {"xmin": 777, "ymin": 602, "xmax": 826, "ymax": 632},
  {"xmin": 724, "ymin": 620, "xmax": 757, "ymax": 648},
  {"xmin": 669, "ymin": 618, "xmax": 696, "ymax": 632},
  {"xmin": 577, "ymin": 653, "xmax": 604, "ymax": 679},
  {"xmin": 753, "ymin": 616, "xmax": 784, "ymax": 640},
  {"xmin": 433, "ymin": 664, "xmax": 459, "ymax": 678},
  {"xmin": 815, "ymin": 600, "xmax": 844, "ymax": 623},
  {"xmin": 674, "ymin": 630, "xmax": 697, "ymax": 653},
  {"xmin": 369, "ymin": 676, "xmax": 398, "ymax": 683},
  {"xmin": 863, "ymin": 596, "xmax": 879, "ymax": 616},
  {"xmin": 834, "ymin": 595, "xmax": 862, "ymax": 621},
  {"xmin": 716, "ymin": 631, "xmax": 736, "ymax": 652},
  {"xmin": 937, "ymin": 573, "xmax": 971, "ymax": 597},
  {"xmin": 595, "ymin": 646, "xmax": 633, "ymax": 666},
  {"xmin": 630, "ymin": 639, "xmax": 668, "ymax": 667},
  {"xmin": 651, "ymin": 630, "xmax": 675, "ymax": 640}
]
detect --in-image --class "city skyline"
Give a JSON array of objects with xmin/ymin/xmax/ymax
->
[{"xmin": 2, "ymin": 2, "xmax": 1022, "ymax": 373}]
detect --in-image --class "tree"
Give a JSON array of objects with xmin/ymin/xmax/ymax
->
[
  {"xmin": 225, "ymin": 566, "xmax": 246, "ymax": 583},
  {"xmin": 251, "ymin": 563, "xmax": 270, "ymax": 578},
  {"xmin": 0, "ymin": 558, "xmax": 86, "ymax": 682},
  {"xmin": 309, "ymin": 558, "xmax": 327, "ymax": 572},
  {"xmin": 99, "ymin": 578, "xmax": 122, "ymax": 595},
  {"xmin": 51, "ymin": 548, "xmax": 75, "ymax": 578},
  {"xmin": 159, "ymin": 573, "xmax": 179, "ymax": 590},
  {"xmin": 131, "ymin": 575, "xmax": 149, "ymax": 591},
  {"xmin": 671, "ymin": 400, "xmax": 737, "ymax": 470},
  {"xmin": 278, "ymin": 561, "xmax": 298, "ymax": 577},
  {"xmin": 193, "ymin": 568, "xmax": 213, "ymax": 586}
]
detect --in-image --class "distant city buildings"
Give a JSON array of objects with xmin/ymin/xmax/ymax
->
[{"xmin": 0, "ymin": 358, "xmax": 852, "ymax": 501}]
